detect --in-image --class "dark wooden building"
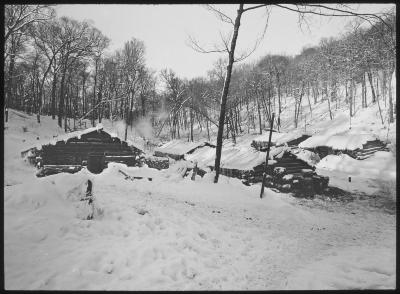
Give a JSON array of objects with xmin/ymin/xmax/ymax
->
[
  {"xmin": 348, "ymin": 139, "xmax": 389, "ymax": 160},
  {"xmin": 212, "ymin": 147, "xmax": 328, "ymax": 197},
  {"xmin": 300, "ymin": 137, "xmax": 388, "ymax": 160},
  {"xmin": 22, "ymin": 126, "xmax": 144, "ymax": 176}
]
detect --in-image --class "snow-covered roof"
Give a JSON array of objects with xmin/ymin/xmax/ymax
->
[
  {"xmin": 185, "ymin": 144, "xmax": 293, "ymax": 170},
  {"xmin": 299, "ymin": 133, "xmax": 378, "ymax": 151},
  {"xmin": 22, "ymin": 124, "xmax": 132, "ymax": 153},
  {"xmin": 154, "ymin": 140, "xmax": 210, "ymax": 156},
  {"xmin": 253, "ymin": 131, "xmax": 308, "ymax": 146}
]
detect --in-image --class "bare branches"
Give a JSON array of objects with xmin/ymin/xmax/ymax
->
[
  {"xmin": 234, "ymin": 6, "xmax": 271, "ymax": 63},
  {"xmin": 273, "ymin": 4, "xmax": 391, "ymax": 30},
  {"xmin": 206, "ymin": 5, "xmax": 234, "ymax": 25},
  {"xmin": 5, "ymin": 5, "xmax": 55, "ymax": 43},
  {"xmin": 243, "ymin": 4, "xmax": 267, "ymax": 13},
  {"xmin": 187, "ymin": 35, "xmax": 229, "ymax": 54}
]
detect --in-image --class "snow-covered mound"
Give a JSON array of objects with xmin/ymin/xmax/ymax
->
[{"xmin": 316, "ymin": 152, "xmax": 395, "ymax": 180}]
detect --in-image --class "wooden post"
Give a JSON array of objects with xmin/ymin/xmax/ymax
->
[
  {"xmin": 260, "ymin": 113, "xmax": 275, "ymax": 198},
  {"xmin": 191, "ymin": 161, "xmax": 198, "ymax": 181}
]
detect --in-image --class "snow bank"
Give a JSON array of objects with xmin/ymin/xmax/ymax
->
[
  {"xmin": 316, "ymin": 152, "xmax": 396, "ymax": 181},
  {"xmin": 286, "ymin": 246, "xmax": 395, "ymax": 290}
]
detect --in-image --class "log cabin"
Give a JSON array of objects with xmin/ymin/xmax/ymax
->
[{"xmin": 21, "ymin": 125, "xmax": 144, "ymax": 176}]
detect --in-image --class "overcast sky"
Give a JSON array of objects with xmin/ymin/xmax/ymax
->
[{"xmin": 55, "ymin": 4, "xmax": 394, "ymax": 80}]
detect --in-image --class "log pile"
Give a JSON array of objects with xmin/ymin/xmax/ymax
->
[
  {"xmin": 346, "ymin": 139, "xmax": 389, "ymax": 160},
  {"xmin": 215, "ymin": 150, "xmax": 329, "ymax": 197},
  {"xmin": 144, "ymin": 156, "xmax": 169, "ymax": 170},
  {"xmin": 251, "ymin": 140, "xmax": 277, "ymax": 152},
  {"xmin": 153, "ymin": 151, "xmax": 184, "ymax": 161},
  {"xmin": 250, "ymin": 152, "xmax": 328, "ymax": 196}
]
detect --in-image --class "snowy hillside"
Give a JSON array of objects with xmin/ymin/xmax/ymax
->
[{"xmin": 4, "ymin": 107, "xmax": 396, "ymax": 290}]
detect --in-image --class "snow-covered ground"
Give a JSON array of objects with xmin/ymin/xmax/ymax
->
[{"xmin": 4, "ymin": 109, "xmax": 396, "ymax": 290}]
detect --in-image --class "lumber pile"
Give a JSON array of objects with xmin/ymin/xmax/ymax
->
[
  {"xmin": 144, "ymin": 156, "xmax": 169, "ymax": 170},
  {"xmin": 347, "ymin": 139, "xmax": 389, "ymax": 160},
  {"xmin": 216, "ymin": 150, "xmax": 329, "ymax": 196}
]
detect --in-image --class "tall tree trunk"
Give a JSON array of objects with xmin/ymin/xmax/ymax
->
[
  {"xmin": 229, "ymin": 111, "xmax": 236, "ymax": 144},
  {"xmin": 306, "ymin": 82, "xmax": 312, "ymax": 118},
  {"xmin": 82, "ymin": 75, "xmax": 86, "ymax": 115},
  {"xmin": 376, "ymin": 77, "xmax": 384, "ymax": 125},
  {"xmin": 256, "ymin": 95, "xmax": 262, "ymax": 134},
  {"xmin": 326, "ymin": 83, "xmax": 333, "ymax": 120},
  {"xmin": 277, "ymin": 78, "xmax": 282, "ymax": 130},
  {"xmin": 92, "ymin": 58, "xmax": 98, "ymax": 127},
  {"xmin": 6, "ymin": 53, "xmax": 16, "ymax": 111},
  {"xmin": 361, "ymin": 74, "xmax": 366, "ymax": 108},
  {"xmin": 312, "ymin": 84, "xmax": 318, "ymax": 104},
  {"xmin": 214, "ymin": 4, "xmax": 243, "ymax": 183},
  {"xmin": 349, "ymin": 80, "xmax": 353, "ymax": 117},
  {"xmin": 367, "ymin": 70, "xmax": 376, "ymax": 103},
  {"xmin": 189, "ymin": 106, "xmax": 194, "ymax": 142},
  {"xmin": 58, "ymin": 61, "xmax": 68, "ymax": 128},
  {"xmin": 388, "ymin": 65, "xmax": 394, "ymax": 123},
  {"xmin": 141, "ymin": 92, "xmax": 146, "ymax": 117},
  {"xmin": 51, "ymin": 71, "xmax": 57, "ymax": 120},
  {"xmin": 206, "ymin": 116, "xmax": 210, "ymax": 141}
]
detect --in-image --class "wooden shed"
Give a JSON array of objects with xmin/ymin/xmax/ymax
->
[
  {"xmin": 347, "ymin": 139, "xmax": 389, "ymax": 160},
  {"xmin": 22, "ymin": 125, "xmax": 144, "ymax": 176},
  {"xmin": 299, "ymin": 134, "xmax": 388, "ymax": 160},
  {"xmin": 251, "ymin": 148, "xmax": 328, "ymax": 196},
  {"xmin": 208, "ymin": 146, "xmax": 328, "ymax": 196}
]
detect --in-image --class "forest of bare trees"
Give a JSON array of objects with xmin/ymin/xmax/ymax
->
[{"xmin": 4, "ymin": 4, "xmax": 396, "ymax": 147}]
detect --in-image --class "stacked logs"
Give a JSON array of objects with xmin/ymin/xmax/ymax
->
[
  {"xmin": 144, "ymin": 156, "xmax": 170, "ymax": 170},
  {"xmin": 216, "ymin": 151, "xmax": 329, "ymax": 197}
]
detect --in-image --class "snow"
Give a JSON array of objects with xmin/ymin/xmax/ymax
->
[
  {"xmin": 253, "ymin": 130, "xmax": 306, "ymax": 146},
  {"xmin": 154, "ymin": 140, "xmax": 208, "ymax": 156},
  {"xmin": 316, "ymin": 152, "xmax": 395, "ymax": 180},
  {"xmin": 185, "ymin": 141, "xmax": 276, "ymax": 170},
  {"xmin": 286, "ymin": 246, "xmax": 395, "ymax": 290},
  {"xmin": 299, "ymin": 133, "xmax": 377, "ymax": 150},
  {"xmin": 24, "ymin": 123, "xmax": 106, "ymax": 152},
  {"xmin": 315, "ymin": 152, "xmax": 396, "ymax": 195},
  {"xmin": 291, "ymin": 148, "xmax": 321, "ymax": 166},
  {"xmin": 4, "ymin": 109, "xmax": 396, "ymax": 290}
]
